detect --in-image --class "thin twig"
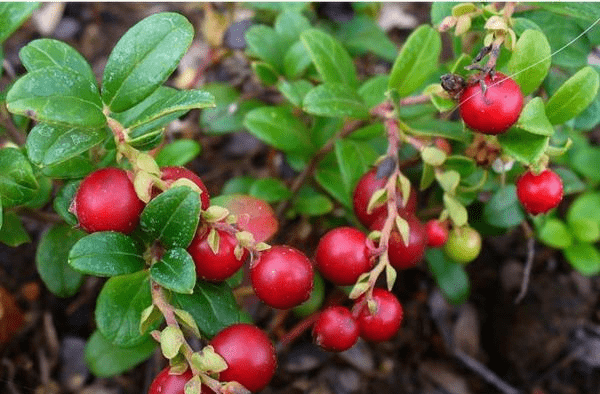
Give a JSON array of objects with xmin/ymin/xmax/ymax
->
[
  {"xmin": 515, "ymin": 221, "xmax": 535, "ymax": 304},
  {"xmin": 0, "ymin": 106, "xmax": 27, "ymax": 146},
  {"xmin": 454, "ymin": 349, "xmax": 521, "ymax": 394},
  {"xmin": 274, "ymin": 119, "xmax": 364, "ymax": 219}
]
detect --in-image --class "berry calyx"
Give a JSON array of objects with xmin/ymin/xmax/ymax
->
[
  {"xmin": 187, "ymin": 227, "xmax": 248, "ymax": 282},
  {"xmin": 159, "ymin": 166, "xmax": 210, "ymax": 210},
  {"xmin": 312, "ymin": 306, "xmax": 359, "ymax": 352},
  {"xmin": 444, "ymin": 227, "xmax": 482, "ymax": 264},
  {"xmin": 516, "ymin": 169, "xmax": 563, "ymax": 215},
  {"xmin": 210, "ymin": 323, "xmax": 276, "ymax": 393},
  {"xmin": 356, "ymin": 288, "xmax": 403, "ymax": 342},
  {"xmin": 425, "ymin": 220, "xmax": 449, "ymax": 248},
  {"xmin": 353, "ymin": 168, "xmax": 417, "ymax": 228},
  {"xmin": 371, "ymin": 215, "xmax": 427, "ymax": 270},
  {"xmin": 73, "ymin": 168, "xmax": 144, "ymax": 234},
  {"xmin": 315, "ymin": 227, "xmax": 373, "ymax": 286},
  {"xmin": 251, "ymin": 245, "xmax": 314, "ymax": 310},
  {"xmin": 149, "ymin": 367, "xmax": 209, "ymax": 394},
  {"xmin": 459, "ymin": 72, "xmax": 523, "ymax": 135}
]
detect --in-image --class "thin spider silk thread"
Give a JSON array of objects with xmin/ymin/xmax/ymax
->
[{"xmin": 454, "ymin": 15, "xmax": 600, "ymax": 110}]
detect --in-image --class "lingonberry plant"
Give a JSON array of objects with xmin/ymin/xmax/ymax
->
[{"xmin": 1, "ymin": 2, "xmax": 600, "ymax": 393}]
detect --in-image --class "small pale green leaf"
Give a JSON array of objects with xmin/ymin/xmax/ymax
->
[
  {"xmin": 102, "ymin": 13, "xmax": 194, "ymax": 112},
  {"xmin": 36, "ymin": 224, "xmax": 86, "ymax": 297},
  {"xmin": 564, "ymin": 243, "xmax": 600, "ymax": 276},
  {"xmin": 277, "ymin": 79, "xmax": 313, "ymax": 107},
  {"xmin": 395, "ymin": 216, "xmax": 410, "ymax": 246},
  {"xmin": 68, "ymin": 232, "xmax": 145, "ymax": 277},
  {"xmin": 420, "ymin": 163, "xmax": 436, "ymax": 190},
  {"xmin": 497, "ymin": 127, "xmax": 549, "ymax": 165},
  {"xmin": 483, "ymin": 185, "xmax": 525, "ymax": 228},
  {"xmin": 507, "ymin": 30, "xmax": 551, "ymax": 96},
  {"xmin": 172, "ymin": 281, "xmax": 241, "ymax": 338},
  {"xmin": 301, "ymin": 29, "xmax": 358, "ymax": 89},
  {"xmin": 7, "ymin": 67, "xmax": 105, "ymax": 128},
  {"xmin": 569, "ymin": 219, "xmax": 600, "ymax": 244},
  {"xmin": 367, "ymin": 188, "xmax": 387, "ymax": 215},
  {"xmin": 0, "ymin": 2, "xmax": 39, "ymax": 43},
  {"xmin": 27, "ymin": 123, "xmax": 109, "ymax": 167},
  {"xmin": 95, "ymin": 270, "xmax": 156, "ymax": 347},
  {"xmin": 0, "ymin": 147, "xmax": 39, "ymax": 208},
  {"xmin": 249, "ymin": 178, "xmax": 292, "ymax": 203},
  {"xmin": 421, "ymin": 147, "xmax": 447, "ymax": 166},
  {"xmin": 139, "ymin": 305, "xmax": 163, "ymax": 335},
  {"xmin": 160, "ymin": 326, "xmax": 184, "ymax": 359},
  {"xmin": 537, "ymin": 218, "xmax": 573, "ymax": 249},
  {"xmin": 150, "ymin": 248, "xmax": 196, "ymax": 294},
  {"xmin": 173, "ymin": 309, "xmax": 201, "ymax": 338},
  {"xmin": 436, "ymin": 170, "xmax": 460, "ymax": 193},
  {"xmin": 385, "ymin": 263, "xmax": 397, "ymax": 291},
  {"xmin": 0, "ymin": 211, "xmax": 30, "ymax": 247},
  {"xmin": 425, "ymin": 248, "xmax": 470, "ymax": 305},
  {"xmin": 444, "ymin": 193, "xmax": 468, "ymax": 227},
  {"xmin": 244, "ymin": 106, "xmax": 314, "ymax": 153},
  {"xmin": 517, "ymin": 97, "xmax": 554, "ymax": 136},
  {"xmin": 546, "ymin": 66, "xmax": 600, "ymax": 125},
  {"xmin": 303, "ymin": 83, "xmax": 369, "ymax": 119},
  {"xmin": 85, "ymin": 330, "xmax": 156, "ymax": 378},
  {"xmin": 140, "ymin": 186, "xmax": 200, "ymax": 249},
  {"xmin": 155, "ymin": 139, "xmax": 201, "ymax": 167},
  {"xmin": 245, "ymin": 25, "xmax": 285, "ymax": 73},
  {"xmin": 388, "ymin": 25, "xmax": 441, "ymax": 97}
]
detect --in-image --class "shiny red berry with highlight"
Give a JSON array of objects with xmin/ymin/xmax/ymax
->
[
  {"xmin": 425, "ymin": 220, "xmax": 449, "ymax": 248},
  {"xmin": 516, "ymin": 169, "xmax": 563, "ymax": 215},
  {"xmin": 159, "ymin": 166, "xmax": 210, "ymax": 210},
  {"xmin": 459, "ymin": 72, "xmax": 523, "ymax": 135},
  {"xmin": 315, "ymin": 227, "xmax": 373, "ymax": 286},
  {"xmin": 356, "ymin": 288, "xmax": 403, "ymax": 342},
  {"xmin": 251, "ymin": 245, "xmax": 314, "ymax": 309},
  {"xmin": 353, "ymin": 168, "xmax": 417, "ymax": 228},
  {"xmin": 73, "ymin": 168, "xmax": 144, "ymax": 234},
  {"xmin": 312, "ymin": 306, "xmax": 359, "ymax": 352},
  {"xmin": 210, "ymin": 323, "xmax": 276, "ymax": 393},
  {"xmin": 148, "ymin": 367, "xmax": 210, "ymax": 394},
  {"xmin": 187, "ymin": 228, "xmax": 247, "ymax": 282}
]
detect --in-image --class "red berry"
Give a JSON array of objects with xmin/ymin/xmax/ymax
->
[
  {"xmin": 160, "ymin": 166, "xmax": 210, "ymax": 210},
  {"xmin": 433, "ymin": 137, "xmax": 452, "ymax": 155},
  {"xmin": 356, "ymin": 288, "xmax": 403, "ymax": 342},
  {"xmin": 251, "ymin": 246, "xmax": 314, "ymax": 309},
  {"xmin": 459, "ymin": 72, "xmax": 523, "ymax": 135},
  {"xmin": 210, "ymin": 323, "xmax": 276, "ymax": 392},
  {"xmin": 425, "ymin": 220, "xmax": 449, "ymax": 248},
  {"xmin": 149, "ymin": 367, "xmax": 210, "ymax": 394},
  {"xmin": 187, "ymin": 228, "xmax": 247, "ymax": 282},
  {"xmin": 353, "ymin": 168, "xmax": 417, "ymax": 228},
  {"xmin": 371, "ymin": 215, "xmax": 427, "ymax": 270},
  {"xmin": 315, "ymin": 227, "xmax": 373, "ymax": 286},
  {"xmin": 73, "ymin": 168, "xmax": 144, "ymax": 234},
  {"xmin": 516, "ymin": 169, "xmax": 563, "ymax": 215},
  {"xmin": 312, "ymin": 306, "xmax": 359, "ymax": 352}
]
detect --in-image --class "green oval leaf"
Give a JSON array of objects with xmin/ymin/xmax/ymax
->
[
  {"xmin": 172, "ymin": 281, "xmax": 241, "ymax": 338},
  {"xmin": 283, "ymin": 40, "xmax": 312, "ymax": 80},
  {"xmin": 507, "ymin": 30, "xmax": 551, "ymax": 96},
  {"xmin": 359, "ymin": 75, "xmax": 389, "ymax": 109},
  {"xmin": 546, "ymin": 66, "xmax": 600, "ymax": 125},
  {"xmin": 315, "ymin": 152, "xmax": 351, "ymax": 208},
  {"xmin": 293, "ymin": 186, "xmax": 334, "ymax": 217},
  {"xmin": 36, "ymin": 224, "xmax": 86, "ymax": 297},
  {"xmin": 245, "ymin": 25, "xmax": 285, "ymax": 73},
  {"xmin": 150, "ymin": 248, "xmax": 196, "ymax": 294},
  {"xmin": 497, "ymin": 127, "xmax": 549, "ymax": 165},
  {"xmin": 85, "ymin": 330, "xmax": 156, "ymax": 378},
  {"xmin": 388, "ymin": 25, "xmax": 441, "ymax": 97},
  {"xmin": 567, "ymin": 192, "xmax": 600, "ymax": 226},
  {"xmin": 516, "ymin": 97, "xmax": 554, "ymax": 136},
  {"xmin": 0, "ymin": 147, "xmax": 38, "ymax": 208},
  {"xmin": 156, "ymin": 139, "xmax": 201, "ymax": 167},
  {"xmin": 277, "ymin": 79, "xmax": 313, "ymax": 107},
  {"xmin": 0, "ymin": 2, "xmax": 39, "ymax": 44},
  {"xmin": 102, "ymin": 13, "xmax": 194, "ymax": 112},
  {"xmin": 425, "ymin": 248, "xmax": 470, "ymax": 305},
  {"xmin": 140, "ymin": 186, "xmax": 200, "ymax": 249},
  {"xmin": 7, "ymin": 67, "xmax": 105, "ymax": 128},
  {"xmin": 274, "ymin": 10, "xmax": 311, "ymax": 50},
  {"xmin": 303, "ymin": 83, "xmax": 369, "ymax": 119},
  {"xmin": 248, "ymin": 178, "xmax": 292, "ymax": 203},
  {"xmin": 0, "ymin": 211, "xmax": 30, "ymax": 247},
  {"xmin": 53, "ymin": 181, "xmax": 79, "ymax": 226},
  {"xmin": 301, "ymin": 29, "xmax": 358, "ymax": 89},
  {"xmin": 334, "ymin": 139, "xmax": 379, "ymax": 197},
  {"xmin": 537, "ymin": 218, "xmax": 573, "ymax": 249},
  {"xmin": 564, "ymin": 243, "xmax": 600, "ymax": 276},
  {"xmin": 26, "ymin": 123, "xmax": 109, "ymax": 167},
  {"xmin": 95, "ymin": 270, "xmax": 156, "ymax": 347},
  {"xmin": 569, "ymin": 219, "xmax": 600, "ymax": 244},
  {"xmin": 336, "ymin": 15, "xmax": 398, "ymax": 62},
  {"xmin": 68, "ymin": 232, "xmax": 145, "ymax": 277},
  {"xmin": 483, "ymin": 185, "xmax": 525, "ymax": 229},
  {"xmin": 244, "ymin": 106, "xmax": 314, "ymax": 154}
]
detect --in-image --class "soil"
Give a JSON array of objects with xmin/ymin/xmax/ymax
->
[{"xmin": 1, "ymin": 3, "xmax": 600, "ymax": 394}]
